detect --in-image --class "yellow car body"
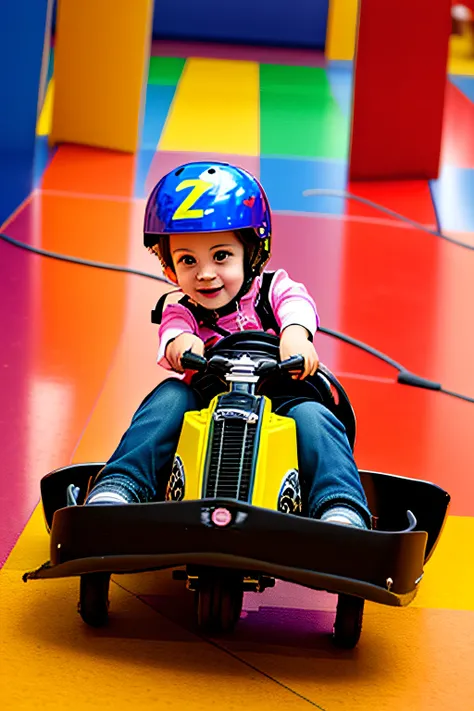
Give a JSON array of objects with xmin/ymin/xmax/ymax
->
[{"xmin": 166, "ymin": 393, "xmax": 302, "ymax": 514}]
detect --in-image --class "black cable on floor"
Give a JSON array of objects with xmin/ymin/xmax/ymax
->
[
  {"xmin": 0, "ymin": 231, "xmax": 171, "ymax": 284},
  {"xmin": 319, "ymin": 326, "xmax": 474, "ymax": 404},
  {"xmin": 1, "ymin": 230, "xmax": 473, "ymax": 405},
  {"xmin": 302, "ymin": 189, "xmax": 474, "ymax": 251}
]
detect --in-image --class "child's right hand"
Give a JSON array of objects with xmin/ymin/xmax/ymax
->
[{"xmin": 165, "ymin": 333, "xmax": 205, "ymax": 372}]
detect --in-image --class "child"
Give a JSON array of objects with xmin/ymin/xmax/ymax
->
[
  {"xmin": 452, "ymin": 3, "xmax": 474, "ymax": 56},
  {"xmin": 86, "ymin": 161, "xmax": 371, "ymax": 529}
]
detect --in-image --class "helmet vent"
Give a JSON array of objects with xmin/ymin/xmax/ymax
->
[
  {"xmin": 207, "ymin": 168, "xmax": 216, "ymax": 174},
  {"xmin": 175, "ymin": 168, "xmax": 184, "ymax": 176}
]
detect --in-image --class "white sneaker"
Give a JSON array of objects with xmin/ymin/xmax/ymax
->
[
  {"xmin": 86, "ymin": 491, "xmax": 130, "ymax": 506},
  {"xmin": 320, "ymin": 506, "xmax": 367, "ymax": 529}
]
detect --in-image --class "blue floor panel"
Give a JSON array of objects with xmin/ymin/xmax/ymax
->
[
  {"xmin": 449, "ymin": 75, "xmax": 474, "ymax": 104},
  {"xmin": 326, "ymin": 61, "xmax": 353, "ymax": 118},
  {"xmin": 134, "ymin": 149, "xmax": 159, "ymax": 199},
  {"xmin": 430, "ymin": 165, "xmax": 474, "ymax": 232},
  {"xmin": 33, "ymin": 137, "xmax": 57, "ymax": 188},
  {"xmin": 260, "ymin": 156, "xmax": 348, "ymax": 214},
  {"xmin": 141, "ymin": 85, "xmax": 177, "ymax": 151},
  {"xmin": 134, "ymin": 85, "xmax": 178, "ymax": 197}
]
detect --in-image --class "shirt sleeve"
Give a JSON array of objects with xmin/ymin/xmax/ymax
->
[
  {"xmin": 268, "ymin": 269, "xmax": 320, "ymax": 338},
  {"xmin": 157, "ymin": 303, "xmax": 199, "ymax": 366}
]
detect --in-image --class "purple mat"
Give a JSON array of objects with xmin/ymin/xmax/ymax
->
[{"xmin": 152, "ymin": 39, "xmax": 327, "ymax": 67}]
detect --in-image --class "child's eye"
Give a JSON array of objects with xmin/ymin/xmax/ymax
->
[
  {"xmin": 178, "ymin": 255, "xmax": 196, "ymax": 266},
  {"xmin": 214, "ymin": 250, "xmax": 232, "ymax": 262}
]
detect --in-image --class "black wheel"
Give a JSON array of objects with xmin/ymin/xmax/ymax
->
[
  {"xmin": 332, "ymin": 594, "xmax": 364, "ymax": 649},
  {"xmin": 196, "ymin": 572, "xmax": 243, "ymax": 635},
  {"xmin": 78, "ymin": 573, "xmax": 110, "ymax": 627}
]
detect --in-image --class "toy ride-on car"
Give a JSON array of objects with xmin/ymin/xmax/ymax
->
[{"xmin": 23, "ymin": 332, "xmax": 450, "ymax": 649}]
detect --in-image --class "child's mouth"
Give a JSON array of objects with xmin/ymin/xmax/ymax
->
[{"xmin": 197, "ymin": 286, "xmax": 224, "ymax": 299}]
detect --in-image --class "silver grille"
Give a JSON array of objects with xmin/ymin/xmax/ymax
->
[{"xmin": 204, "ymin": 417, "xmax": 257, "ymax": 501}]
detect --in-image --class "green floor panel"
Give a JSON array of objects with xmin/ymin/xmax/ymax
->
[
  {"xmin": 260, "ymin": 64, "xmax": 350, "ymax": 159},
  {"xmin": 148, "ymin": 56, "xmax": 186, "ymax": 86}
]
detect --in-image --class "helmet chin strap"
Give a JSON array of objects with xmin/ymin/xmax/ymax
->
[
  {"xmin": 163, "ymin": 265, "xmax": 178, "ymax": 284},
  {"xmin": 215, "ymin": 256, "xmax": 261, "ymax": 317},
  {"xmin": 233, "ymin": 268, "xmax": 258, "ymax": 303}
]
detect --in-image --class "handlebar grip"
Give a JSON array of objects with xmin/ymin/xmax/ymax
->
[
  {"xmin": 280, "ymin": 354, "xmax": 305, "ymax": 372},
  {"xmin": 208, "ymin": 355, "xmax": 231, "ymax": 371},
  {"xmin": 255, "ymin": 358, "xmax": 279, "ymax": 376},
  {"xmin": 180, "ymin": 350, "xmax": 207, "ymax": 372}
]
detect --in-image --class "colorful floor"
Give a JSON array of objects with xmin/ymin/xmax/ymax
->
[{"xmin": 1, "ymin": 40, "xmax": 474, "ymax": 710}]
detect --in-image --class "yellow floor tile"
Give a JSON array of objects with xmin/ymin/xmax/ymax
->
[{"xmin": 159, "ymin": 58, "xmax": 259, "ymax": 155}]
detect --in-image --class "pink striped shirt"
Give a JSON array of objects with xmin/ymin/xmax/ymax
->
[{"xmin": 157, "ymin": 269, "xmax": 319, "ymax": 370}]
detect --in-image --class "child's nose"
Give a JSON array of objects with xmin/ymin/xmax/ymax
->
[{"xmin": 197, "ymin": 264, "xmax": 216, "ymax": 280}]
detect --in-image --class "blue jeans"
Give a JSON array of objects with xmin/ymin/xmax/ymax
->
[{"xmin": 91, "ymin": 379, "xmax": 371, "ymax": 525}]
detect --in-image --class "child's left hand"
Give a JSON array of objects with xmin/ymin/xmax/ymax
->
[{"xmin": 280, "ymin": 325, "xmax": 319, "ymax": 380}]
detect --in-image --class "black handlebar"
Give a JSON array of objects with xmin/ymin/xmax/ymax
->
[
  {"xmin": 180, "ymin": 349, "xmax": 305, "ymax": 376},
  {"xmin": 180, "ymin": 350, "xmax": 208, "ymax": 372},
  {"xmin": 279, "ymin": 354, "xmax": 305, "ymax": 372}
]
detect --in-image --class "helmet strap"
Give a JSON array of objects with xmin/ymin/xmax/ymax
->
[{"xmin": 163, "ymin": 265, "xmax": 178, "ymax": 284}]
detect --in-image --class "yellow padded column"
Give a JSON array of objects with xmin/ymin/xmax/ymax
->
[
  {"xmin": 50, "ymin": 0, "xmax": 153, "ymax": 153},
  {"xmin": 325, "ymin": 0, "xmax": 359, "ymax": 61}
]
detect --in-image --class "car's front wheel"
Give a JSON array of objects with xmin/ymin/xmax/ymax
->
[
  {"xmin": 332, "ymin": 593, "xmax": 364, "ymax": 648},
  {"xmin": 196, "ymin": 570, "xmax": 243, "ymax": 635},
  {"xmin": 78, "ymin": 573, "xmax": 110, "ymax": 627}
]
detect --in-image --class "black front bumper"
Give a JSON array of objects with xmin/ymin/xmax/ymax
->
[{"xmin": 24, "ymin": 498, "xmax": 427, "ymax": 607}]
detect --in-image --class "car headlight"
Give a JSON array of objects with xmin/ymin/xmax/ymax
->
[
  {"xmin": 278, "ymin": 469, "xmax": 302, "ymax": 514},
  {"xmin": 166, "ymin": 456, "xmax": 185, "ymax": 501}
]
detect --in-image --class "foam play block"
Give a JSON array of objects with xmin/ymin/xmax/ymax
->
[
  {"xmin": 50, "ymin": 0, "xmax": 153, "ymax": 153},
  {"xmin": 325, "ymin": 0, "xmax": 358, "ymax": 61},
  {"xmin": 0, "ymin": 0, "xmax": 53, "ymax": 154},
  {"xmin": 0, "ymin": 0, "xmax": 53, "ymax": 222},
  {"xmin": 350, "ymin": 0, "xmax": 452, "ymax": 180}
]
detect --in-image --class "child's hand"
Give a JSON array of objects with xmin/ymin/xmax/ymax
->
[
  {"xmin": 280, "ymin": 325, "xmax": 319, "ymax": 380},
  {"xmin": 166, "ymin": 333, "xmax": 205, "ymax": 372}
]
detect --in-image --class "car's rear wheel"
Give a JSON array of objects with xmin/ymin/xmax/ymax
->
[
  {"xmin": 196, "ymin": 570, "xmax": 243, "ymax": 635},
  {"xmin": 332, "ymin": 593, "xmax": 364, "ymax": 648},
  {"xmin": 78, "ymin": 573, "xmax": 110, "ymax": 627}
]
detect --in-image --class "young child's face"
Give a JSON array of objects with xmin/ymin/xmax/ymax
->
[{"xmin": 169, "ymin": 231, "xmax": 245, "ymax": 309}]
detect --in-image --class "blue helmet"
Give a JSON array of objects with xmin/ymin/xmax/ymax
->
[{"xmin": 144, "ymin": 161, "xmax": 271, "ymax": 282}]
